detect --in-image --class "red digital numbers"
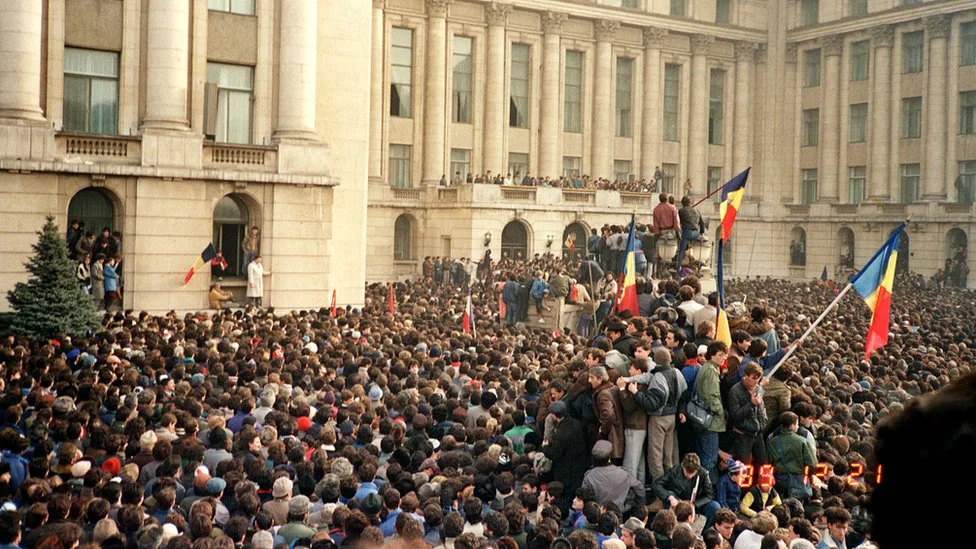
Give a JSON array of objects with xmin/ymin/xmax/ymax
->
[
  {"xmin": 735, "ymin": 465, "xmax": 755, "ymax": 489},
  {"xmin": 739, "ymin": 462, "xmax": 883, "ymax": 489},
  {"xmin": 758, "ymin": 465, "xmax": 775, "ymax": 489}
]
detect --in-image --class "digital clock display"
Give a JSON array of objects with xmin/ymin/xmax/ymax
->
[{"xmin": 733, "ymin": 462, "xmax": 882, "ymax": 489}]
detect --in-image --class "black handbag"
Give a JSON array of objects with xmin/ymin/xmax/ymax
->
[{"xmin": 686, "ymin": 391, "xmax": 714, "ymax": 430}]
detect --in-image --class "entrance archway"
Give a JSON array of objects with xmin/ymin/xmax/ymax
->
[
  {"xmin": 501, "ymin": 220, "xmax": 529, "ymax": 261},
  {"xmin": 213, "ymin": 194, "xmax": 250, "ymax": 278},
  {"xmin": 68, "ymin": 188, "xmax": 116, "ymax": 235},
  {"xmin": 562, "ymin": 222, "xmax": 588, "ymax": 261},
  {"xmin": 790, "ymin": 227, "xmax": 807, "ymax": 266},
  {"xmin": 838, "ymin": 227, "xmax": 855, "ymax": 268}
]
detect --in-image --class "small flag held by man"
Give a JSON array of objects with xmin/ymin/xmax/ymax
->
[
  {"xmin": 184, "ymin": 244, "xmax": 217, "ymax": 284},
  {"xmin": 615, "ymin": 215, "xmax": 640, "ymax": 318},
  {"xmin": 330, "ymin": 289, "xmax": 337, "ymax": 318}
]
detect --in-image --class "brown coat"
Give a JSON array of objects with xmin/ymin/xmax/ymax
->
[{"xmin": 592, "ymin": 382, "xmax": 625, "ymax": 460}]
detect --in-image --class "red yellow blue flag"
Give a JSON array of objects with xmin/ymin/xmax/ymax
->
[
  {"xmin": 616, "ymin": 215, "xmax": 640, "ymax": 317},
  {"xmin": 851, "ymin": 223, "xmax": 905, "ymax": 360},
  {"xmin": 719, "ymin": 168, "xmax": 750, "ymax": 243}
]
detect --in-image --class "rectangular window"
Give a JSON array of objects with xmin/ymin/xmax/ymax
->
[
  {"xmin": 900, "ymin": 163, "xmax": 920, "ymax": 203},
  {"xmin": 902, "ymin": 0, "xmax": 921, "ymax": 4},
  {"xmin": 902, "ymin": 31, "xmax": 923, "ymax": 74},
  {"xmin": 207, "ymin": 0, "xmax": 254, "ymax": 16},
  {"xmin": 802, "ymin": 109, "xmax": 820, "ymax": 146},
  {"xmin": 850, "ymin": 0, "xmax": 868, "ymax": 16},
  {"xmin": 849, "ymin": 103, "xmax": 868, "ymax": 143},
  {"xmin": 960, "ymin": 91, "xmax": 976, "ymax": 135},
  {"xmin": 848, "ymin": 166, "xmax": 866, "ymax": 204},
  {"xmin": 63, "ymin": 48, "xmax": 119, "ymax": 135},
  {"xmin": 804, "ymin": 49, "xmax": 821, "ymax": 87},
  {"xmin": 563, "ymin": 156, "xmax": 581, "ymax": 178},
  {"xmin": 708, "ymin": 69, "xmax": 725, "ymax": 145},
  {"xmin": 802, "ymin": 169, "xmax": 818, "ymax": 205},
  {"xmin": 616, "ymin": 57, "xmax": 633, "ymax": 137},
  {"xmin": 670, "ymin": 0, "xmax": 685, "ymax": 16},
  {"xmin": 959, "ymin": 160, "xmax": 976, "ymax": 203},
  {"xmin": 508, "ymin": 152, "xmax": 529, "ymax": 179},
  {"xmin": 389, "ymin": 144, "xmax": 411, "ymax": 188},
  {"xmin": 716, "ymin": 0, "xmax": 731, "ymax": 24},
  {"xmin": 663, "ymin": 64, "xmax": 680, "ymax": 141},
  {"xmin": 850, "ymin": 40, "xmax": 870, "ymax": 81},
  {"xmin": 661, "ymin": 163, "xmax": 678, "ymax": 194},
  {"xmin": 707, "ymin": 167, "xmax": 723, "ymax": 202},
  {"xmin": 205, "ymin": 62, "xmax": 253, "ymax": 144},
  {"xmin": 390, "ymin": 27, "xmax": 413, "ymax": 118},
  {"xmin": 902, "ymin": 96, "xmax": 922, "ymax": 138},
  {"xmin": 963, "ymin": 22, "xmax": 976, "ymax": 66},
  {"xmin": 621, "ymin": 0, "xmax": 638, "ymax": 8},
  {"xmin": 452, "ymin": 36, "xmax": 473, "ymax": 124},
  {"xmin": 510, "ymin": 44, "xmax": 530, "ymax": 128},
  {"xmin": 614, "ymin": 160, "xmax": 633, "ymax": 182},
  {"xmin": 450, "ymin": 148, "xmax": 471, "ymax": 181},
  {"xmin": 801, "ymin": 0, "xmax": 819, "ymax": 26},
  {"xmin": 564, "ymin": 51, "xmax": 583, "ymax": 133}
]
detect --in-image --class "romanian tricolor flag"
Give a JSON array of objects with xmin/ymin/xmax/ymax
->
[
  {"xmin": 564, "ymin": 233, "xmax": 576, "ymax": 251},
  {"xmin": 715, "ymin": 169, "xmax": 750, "ymax": 347},
  {"xmin": 184, "ymin": 243, "xmax": 217, "ymax": 284},
  {"xmin": 615, "ymin": 215, "xmax": 640, "ymax": 317},
  {"xmin": 851, "ymin": 223, "xmax": 905, "ymax": 360},
  {"xmin": 463, "ymin": 287, "xmax": 474, "ymax": 335}
]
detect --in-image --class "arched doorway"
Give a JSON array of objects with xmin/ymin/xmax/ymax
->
[
  {"xmin": 68, "ymin": 188, "xmax": 116, "ymax": 235},
  {"xmin": 562, "ymin": 222, "xmax": 587, "ymax": 261},
  {"xmin": 838, "ymin": 227, "xmax": 855, "ymax": 268},
  {"xmin": 394, "ymin": 214, "xmax": 415, "ymax": 261},
  {"xmin": 945, "ymin": 228, "xmax": 969, "ymax": 288},
  {"xmin": 947, "ymin": 228, "xmax": 968, "ymax": 261},
  {"xmin": 895, "ymin": 230, "xmax": 910, "ymax": 275},
  {"xmin": 213, "ymin": 195, "xmax": 250, "ymax": 278},
  {"xmin": 790, "ymin": 227, "xmax": 807, "ymax": 266},
  {"xmin": 501, "ymin": 220, "xmax": 529, "ymax": 261}
]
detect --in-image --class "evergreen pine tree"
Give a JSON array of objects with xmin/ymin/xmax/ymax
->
[{"xmin": 7, "ymin": 216, "xmax": 100, "ymax": 338}]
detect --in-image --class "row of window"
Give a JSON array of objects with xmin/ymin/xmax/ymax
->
[
  {"xmin": 801, "ymin": 91, "xmax": 976, "ymax": 147},
  {"xmin": 801, "ymin": 0, "xmax": 932, "ymax": 26},
  {"xmin": 800, "ymin": 161, "xmax": 976, "ymax": 204}
]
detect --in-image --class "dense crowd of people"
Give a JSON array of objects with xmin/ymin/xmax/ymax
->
[
  {"xmin": 1, "ymin": 246, "xmax": 973, "ymax": 549},
  {"xmin": 440, "ymin": 168, "xmax": 690, "ymax": 195}
]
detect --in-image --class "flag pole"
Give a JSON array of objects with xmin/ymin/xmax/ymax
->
[{"xmin": 764, "ymin": 282, "xmax": 854, "ymax": 379}]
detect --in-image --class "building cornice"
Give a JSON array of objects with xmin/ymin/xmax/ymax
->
[{"xmin": 788, "ymin": 0, "xmax": 972, "ymax": 43}]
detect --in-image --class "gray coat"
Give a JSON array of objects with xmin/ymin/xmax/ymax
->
[
  {"xmin": 581, "ymin": 464, "xmax": 644, "ymax": 511},
  {"xmin": 90, "ymin": 261, "xmax": 105, "ymax": 300}
]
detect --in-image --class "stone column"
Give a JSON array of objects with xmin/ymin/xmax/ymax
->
[
  {"xmin": 422, "ymin": 0, "xmax": 451, "ymax": 185},
  {"xmin": 732, "ymin": 41, "xmax": 756, "ymax": 174},
  {"xmin": 640, "ymin": 27, "xmax": 667, "ymax": 179},
  {"xmin": 819, "ymin": 35, "xmax": 843, "ymax": 203},
  {"xmin": 0, "ymin": 1, "xmax": 44, "ymax": 120},
  {"xmin": 868, "ymin": 25, "xmax": 894, "ymax": 201},
  {"xmin": 483, "ymin": 2, "xmax": 511, "ymax": 177},
  {"xmin": 369, "ymin": 0, "xmax": 385, "ymax": 180},
  {"xmin": 274, "ymin": 0, "xmax": 318, "ymax": 141},
  {"xmin": 539, "ymin": 11, "xmax": 566, "ymax": 178},
  {"xmin": 687, "ymin": 34, "xmax": 713, "ymax": 196},
  {"xmin": 143, "ymin": 0, "xmax": 190, "ymax": 130},
  {"xmin": 590, "ymin": 20, "xmax": 618, "ymax": 180},
  {"xmin": 923, "ymin": 15, "xmax": 950, "ymax": 200}
]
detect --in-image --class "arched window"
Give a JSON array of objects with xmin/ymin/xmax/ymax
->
[
  {"xmin": 501, "ymin": 220, "xmax": 529, "ymax": 261},
  {"xmin": 714, "ymin": 227, "xmax": 731, "ymax": 270},
  {"xmin": 945, "ymin": 228, "xmax": 969, "ymax": 288},
  {"xmin": 562, "ymin": 223, "xmax": 588, "ymax": 261},
  {"xmin": 394, "ymin": 214, "xmax": 414, "ymax": 261},
  {"xmin": 790, "ymin": 227, "xmax": 807, "ymax": 266},
  {"xmin": 838, "ymin": 227, "xmax": 855, "ymax": 268},
  {"xmin": 213, "ymin": 195, "xmax": 249, "ymax": 277},
  {"xmin": 68, "ymin": 188, "xmax": 115, "ymax": 235}
]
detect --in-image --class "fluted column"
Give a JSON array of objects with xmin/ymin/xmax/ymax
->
[
  {"xmin": 422, "ymin": 0, "xmax": 451, "ymax": 185},
  {"xmin": 274, "ymin": 0, "xmax": 318, "ymax": 140},
  {"xmin": 0, "ymin": 1, "xmax": 44, "ymax": 120},
  {"xmin": 923, "ymin": 15, "xmax": 950, "ymax": 200},
  {"xmin": 732, "ymin": 41, "xmax": 756, "ymax": 174},
  {"xmin": 640, "ymin": 27, "xmax": 667, "ymax": 179},
  {"xmin": 869, "ymin": 25, "xmax": 894, "ymax": 201},
  {"xmin": 369, "ymin": 0, "xmax": 385, "ymax": 180},
  {"xmin": 539, "ymin": 11, "xmax": 566, "ymax": 178},
  {"xmin": 819, "ymin": 36, "xmax": 843, "ymax": 203},
  {"xmin": 591, "ymin": 20, "xmax": 618, "ymax": 179},
  {"xmin": 687, "ymin": 34, "xmax": 713, "ymax": 196},
  {"xmin": 483, "ymin": 2, "xmax": 511, "ymax": 176},
  {"xmin": 143, "ymin": 0, "xmax": 190, "ymax": 129}
]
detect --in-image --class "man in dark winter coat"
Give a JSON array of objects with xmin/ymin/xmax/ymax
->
[
  {"xmin": 541, "ymin": 400, "xmax": 589, "ymax": 515},
  {"xmin": 652, "ymin": 453, "xmax": 721, "ymax": 526}
]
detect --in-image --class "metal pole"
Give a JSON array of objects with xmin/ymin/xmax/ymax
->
[{"xmin": 764, "ymin": 282, "xmax": 854, "ymax": 379}]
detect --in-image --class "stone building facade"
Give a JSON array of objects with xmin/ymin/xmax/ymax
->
[{"xmin": 367, "ymin": 0, "xmax": 976, "ymax": 287}]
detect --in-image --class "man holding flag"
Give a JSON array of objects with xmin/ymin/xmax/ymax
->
[{"xmin": 616, "ymin": 215, "xmax": 640, "ymax": 318}]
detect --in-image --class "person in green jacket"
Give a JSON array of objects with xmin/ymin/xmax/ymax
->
[
  {"xmin": 767, "ymin": 411, "xmax": 817, "ymax": 500},
  {"xmin": 693, "ymin": 341, "xmax": 728, "ymax": 474}
]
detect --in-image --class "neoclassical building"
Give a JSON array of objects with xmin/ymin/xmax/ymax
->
[
  {"xmin": 0, "ymin": 0, "xmax": 974, "ymax": 314},
  {"xmin": 367, "ymin": 0, "xmax": 976, "ymax": 286},
  {"xmin": 0, "ymin": 0, "xmax": 371, "ymax": 311}
]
